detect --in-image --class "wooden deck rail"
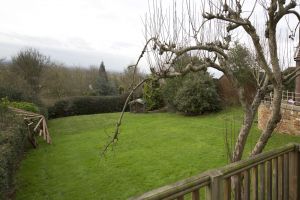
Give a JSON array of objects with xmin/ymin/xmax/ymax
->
[{"xmin": 130, "ymin": 143, "xmax": 300, "ymax": 200}]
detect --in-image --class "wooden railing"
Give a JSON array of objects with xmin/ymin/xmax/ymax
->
[{"xmin": 130, "ymin": 143, "xmax": 300, "ymax": 200}]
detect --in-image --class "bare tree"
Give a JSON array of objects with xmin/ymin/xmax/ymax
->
[
  {"xmin": 103, "ymin": 0, "xmax": 300, "ymax": 163},
  {"xmin": 12, "ymin": 48, "xmax": 50, "ymax": 99}
]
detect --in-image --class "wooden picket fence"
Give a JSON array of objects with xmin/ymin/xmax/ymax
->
[{"xmin": 130, "ymin": 143, "xmax": 300, "ymax": 200}]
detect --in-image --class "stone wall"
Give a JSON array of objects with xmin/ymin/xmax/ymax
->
[{"xmin": 258, "ymin": 103, "xmax": 300, "ymax": 135}]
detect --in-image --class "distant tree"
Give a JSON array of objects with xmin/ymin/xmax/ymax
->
[
  {"xmin": 119, "ymin": 66, "xmax": 145, "ymax": 95},
  {"xmin": 11, "ymin": 48, "xmax": 49, "ymax": 99},
  {"xmin": 228, "ymin": 43, "xmax": 257, "ymax": 87},
  {"xmin": 0, "ymin": 60, "xmax": 32, "ymax": 101},
  {"xmin": 99, "ymin": 61, "xmax": 108, "ymax": 82},
  {"xmin": 94, "ymin": 61, "xmax": 116, "ymax": 96},
  {"xmin": 40, "ymin": 64, "xmax": 100, "ymax": 103},
  {"xmin": 143, "ymin": 78, "xmax": 164, "ymax": 110}
]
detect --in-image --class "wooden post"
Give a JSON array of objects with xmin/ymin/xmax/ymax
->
[
  {"xmin": 234, "ymin": 174, "xmax": 241, "ymax": 200},
  {"xmin": 259, "ymin": 163, "xmax": 265, "ymax": 200},
  {"xmin": 289, "ymin": 145, "xmax": 300, "ymax": 200},
  {"xmin": 266, "ymin": 160, "xmax": 272, "ymax": 200},
  {"xmin": 252, "ymin": 166, "xmax": 259, "ymax": 200},
  {"xmin": 224, "ymin": 178, "xmax": 231, "ymax": 200},
  {"xmin": 277, "ymin": 156, "xmax": 282, "ymax": 199},
  {"xmin": 243, "ymin": 170, "xmax": 250, "ymax": 200},
  {"xmin": 273, "ymin": 158, "xmax": 278, "ymax": 200},
  {"xmin": 283, "ymin": 153, "xmax": 289, "ymax": 200},
  {"xmin": 192, "ymin": 190, "xmax": 200, "ymax": 200},
  {"xmin": 208, "ymin": 170, "xmax": 224, "ymax": 200}
]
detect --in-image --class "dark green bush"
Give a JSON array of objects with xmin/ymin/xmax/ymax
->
[
  {"xmin": 0, "ymin": 109, "xmax": 27, "ymax": 199},
  {"xmin": 163, "ymin": 71, "xmax": 221, "ymax": 115},
  {"xmin": 48, "ymin": 95, "xmax": 128, "ymax": 119}
]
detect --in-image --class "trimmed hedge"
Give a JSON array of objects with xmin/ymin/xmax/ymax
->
[
  {"xmin": 48, "ymin": 95, "xmax": 128, "ymax": 119},
  {"xmin": 0, "ymin": 87, "xmax": 25, "ymax": 102},
  {"xmin": 0, "ymin": 107, "xmax": 27, "ymax": 199}
]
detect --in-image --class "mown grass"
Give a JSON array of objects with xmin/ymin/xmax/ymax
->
[{"xmin": 15, "ymin": 107, "xmax": 300, "ymax": 199}]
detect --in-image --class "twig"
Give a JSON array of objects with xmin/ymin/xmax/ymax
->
[{"xmin": 101, "ymin": 78, "xmax": 150, "ymax": 156}]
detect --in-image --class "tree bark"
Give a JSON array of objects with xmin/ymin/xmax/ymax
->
[
  {"xmin": 251, "ymin": 86, "xmax": 282, "ymax": 156},
  {"xmin": 232, "ymin": 89, "xmax": 265, "ymax": 161}
]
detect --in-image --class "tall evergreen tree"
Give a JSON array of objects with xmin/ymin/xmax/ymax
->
[
  {"xmin": 95, "ymin": 61, "xmax": 116, "ymax": 95},
  {"xmin": 98, "ymin": 61, "xmax": 108, "ymax": 82}
]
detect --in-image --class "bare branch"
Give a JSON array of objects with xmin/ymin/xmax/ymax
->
[
  {"xmin": 274, "ymin": 0, "xmax": 297, "ymax": 23},
  {"xmin": 283, "ymin": 67, "xmax": 300, "ymax": 82},
  {"xmin": 154, "ymin": 38, "xmax": 229, "ymax": 59},
  {"xmin": 101, "ymin": 78, "xmax": 150, "ymax": 156}
]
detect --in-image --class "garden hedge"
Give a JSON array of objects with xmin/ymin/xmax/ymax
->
[
  {"xmin": 48, "ymin": 95, "xmax": 128, "ymax": 119},
  {"xmin": 0, "ymin": 107, "xmax": 27, "ymax": 199}
]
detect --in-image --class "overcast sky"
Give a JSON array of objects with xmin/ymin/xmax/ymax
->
[
  {"xmin": 0, "ymin": 0, "xmax": 299, "ymax": 74},
  {"xmin": 0, "ymin": 0, "xmax": 155, "ymax": 72}
]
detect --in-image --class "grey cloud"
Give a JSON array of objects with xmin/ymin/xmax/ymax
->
[
  {"xmin": 0, "ymin": 32, "xmax": 63, "ymax": 49},
  {"xmin": 0, "ymin": 41, "xmax": 135, "ymax": 72}
]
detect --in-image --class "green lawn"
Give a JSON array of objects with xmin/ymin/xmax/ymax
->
[{"xmin": 15, "ymin": 107, "xmax": 300, "ymax": 200}]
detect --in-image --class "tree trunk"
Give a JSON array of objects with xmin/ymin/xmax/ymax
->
[
  {"xmin": 251, "ymin": 86, "xmax": 282, "ymax": 156},
  {"xmin": 231, "ymin": 88, "xmax": 266, "ymax": 162}
]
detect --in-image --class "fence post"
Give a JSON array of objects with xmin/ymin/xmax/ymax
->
[
  {"xmin": 289, "ymin": 145, "xmax": 300, "ymax": 200},
  {"xmin": 207, "ymin": 170, "xmax": 224, "ymax": 200}
]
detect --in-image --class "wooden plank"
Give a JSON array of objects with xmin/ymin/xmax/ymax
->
[
  {"xmin": 46, "ymin": 125, "xmax": 51, "ymax": 144},
  {"xmin": 273, "ymin": 158, "xmax": 278, "ymax": 200},
  {"xmin": 43, "ymin": 118, "xmax": 46, "ymax": 140},
  {"xmin": 177, "ymin": 196, "xmax": 184, "ymax": 200},
  {"xmin": 33, "ymin": 117, "xmax": 43, "ymax": 132},
  {"xmin": 208, "ymin": 170, "xmax": 223, "ymax": 200},
  {"xmin": 205, "ymin": 185, "xmax": 211, "ymax": 200},
  {"xmin": 24, "ymin": 115, "xmax": 41, "ymax": 120},
  {"xmin": 234, "ymin": 175, "xmax": 241, "ymax": 200},
  {"xmin": 224, "ymin": 178, "xmax": 231, "ymax": 200},
  {"xmin": 243, "ymin": 170, "xmax": 250, "ymax": 200},
  {"xmin": 130, "ymin": 173, "xmax": 210, "ymax": 200},
  {"xmin": 266, "ymin": 160, "xmax": 272, "ymax": 200},
  {"xmin": 278, "ymin": 155, "xmax": 283, "ymax": 200},
  {"xmin": 283, "ymin": 153, "xmax": 289, "ymax": 200},
  {"xmin": 259, "ymin": 163, "xmax": 265, "ymax": 200},
  {"xmin": 192, "ymin": 189, "xmax": 200, "ymax": 200},
  {"xmin": 252, "ymin": 166, "xmax": 258, "ymax": 200},
  {"xmin": 289, "ymin": 151, "xmax": 297, "ymax": 200},
  {"xmin": 289, "ymin": 148, "xmax": 300, "ymax": 200}
]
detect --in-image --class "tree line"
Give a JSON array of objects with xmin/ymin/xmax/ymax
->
[{"xmin": 0, "ymin": 48, "xmax": 145, "ymax": 106}]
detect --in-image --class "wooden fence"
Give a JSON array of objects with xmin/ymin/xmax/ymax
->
[{"xmin": 130, "ymin": 143, "xmax": 300, "ymax": 200}]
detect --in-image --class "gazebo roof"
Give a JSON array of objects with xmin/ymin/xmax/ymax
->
[{"xmin": 129, "ymin": 98, "xmax": 145, "ymax": 105}]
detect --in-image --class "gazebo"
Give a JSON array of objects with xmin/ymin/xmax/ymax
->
[{"xmin": 128, "ymin": 98, "xmax": 146, "ymax": 113}]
